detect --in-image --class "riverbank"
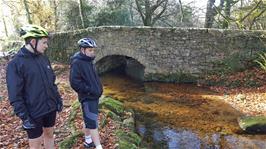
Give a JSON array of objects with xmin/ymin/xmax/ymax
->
[{"xmin": 200, "ymin": 67, "xmax": 266, "ymax": 116}]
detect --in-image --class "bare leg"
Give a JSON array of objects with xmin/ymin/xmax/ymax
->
[
  {"xmin": 29, "ymin": 135, "xmax": 43, "ymax": 149},
  {"xmin": 83, "ymin": 125, "xmax": 93, "ymax": 144},
  {"xmin": 83, "ymin": 125, "xmax": 91, "ymax": 136},
  {"xmin": 43, "ymin": 127, "xmax": 54, "ymax": 149},
  {"xmin": 89, "ymin": 128, "xmax": 101, "ymax": 146}
]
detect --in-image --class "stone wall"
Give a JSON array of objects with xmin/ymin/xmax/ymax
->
[{"xmin": 47, "ymin": 26, "xmax": 266, "ymax": 79}]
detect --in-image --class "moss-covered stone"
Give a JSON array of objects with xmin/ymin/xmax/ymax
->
[
  {"xmin": 116, "ymin": 130, "xmax": 142, "ymax": 146},
  {"xmin": 118, "ymin": 140, "xmax": 138, "ymax": 149},
  {"xmin": 58, "ymin": 100, "xmax": 82, "ymax": 148},
  {"xmin": 238, "ymin": 116, "xmax": 266, "ymax": 133},
  {"xmin": 122, "ymin": 117, "xmax": 135, "ymax": 131},
  {"xmin": 99, "ymin": 97, "xmax": 143, "ymax": 148},
  {"xmin": 99, "ymin": 97, "xmax": 124, "ymax": 116},
  {"xmin": 59, "ymin": 131, "xmax": 83, "ymax": 149},
  {"xmin": 100, "ymin": 109, "xmax": 122, "ymax": 123}
]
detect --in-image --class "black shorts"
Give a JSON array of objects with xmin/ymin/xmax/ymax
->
[
  {"xmin": 26, "ymin": 111, "xmax": 56, "ymax": 139},
  {"xmin": 81, "ymin": 100, "xmax": 99, "ymax": 129}
]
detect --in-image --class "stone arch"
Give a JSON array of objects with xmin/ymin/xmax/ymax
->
[{"xmin": 96, "ymin": 54, "xmax": 145, "ymax": 81}]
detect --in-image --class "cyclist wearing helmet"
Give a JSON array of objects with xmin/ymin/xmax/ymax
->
[
  {"xmin": 70, "ymin": 37, "xmax": 103, "ymax": 149},
  {"xmin": 6, "ymin": 24, "xmax": 63, "ymax": 149}
]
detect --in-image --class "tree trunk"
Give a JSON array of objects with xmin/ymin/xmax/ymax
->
[
  {"xmin": 144, "ymin": 0, "xmax": 152, "ymax": 26},
  {"xmin": 23, "ymin": 0, "xmax": 32, "ymax": 24},
  {"xmin": 1, "ymin": 2, "xmax": 8, "ymax": 37},
  {"xmin": 204, "ymin": 0, "xmax": 216, "ymax": 28},
  {"xmin": 51, "ymin": 0, "xmax": 58, "ymax": 31},
  {"xmin": 178, "ymin": 0, "xmax": 184, "ymax": 23},
  {"xmin": 135, "ymin": 0, "xmax": 168, "ymax": 26},
  {"xmin": 78, "ymin": 0, "xmax": 85, "ymax": 28},
  {"xmin": 129, "ymin": 0, "xmax": 134, "ymax": 25},
  {"xmin": 1, "ymin": 15, "xmax": 8, "ymax": 37},
  {"xmin": 222, "ymin": 0, "xmax": 232, "ymax": 28}
]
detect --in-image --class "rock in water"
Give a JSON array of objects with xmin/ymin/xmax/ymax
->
[{"xmin": 238, "ymin": 116, "xmax": 266, "ymax": 133}]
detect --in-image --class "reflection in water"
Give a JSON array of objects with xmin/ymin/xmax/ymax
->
[
  {"xmin": 137, "ymin": 122, "xmax": 266, "ymax": 149},
  {"xmin": 225, "ymin": 135, "xmax": 266, "ymax": 149},
  {"xmin": 101, "ymin": 72, "xmax": 266, "ymax": 149},
  {"xmin": 161, "ymin": 129, "xmax": 201, "ymax": 149}
]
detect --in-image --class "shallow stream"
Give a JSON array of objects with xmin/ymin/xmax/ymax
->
[{"xmin": 101, "ymin": 73, "xmax": 266, "ymax": 149}]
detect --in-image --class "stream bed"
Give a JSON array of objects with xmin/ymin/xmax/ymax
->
[{"xmin": 101, "ymin": 72, "xmax": 266, "ymax": 149}]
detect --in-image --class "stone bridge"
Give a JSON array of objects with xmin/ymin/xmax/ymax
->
[{"xmin": 47, "ymin": 27, "xmax": 265, "ymax": 82}]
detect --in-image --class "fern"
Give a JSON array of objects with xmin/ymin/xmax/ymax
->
[{"xmin": 254, "ymin": 52, "xmax": 266, "ymax": 71}]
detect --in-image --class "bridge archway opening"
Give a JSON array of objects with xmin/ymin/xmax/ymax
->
[{"xmin": 96, "ymin": 55, "xmax": 145, "ymax": 81}]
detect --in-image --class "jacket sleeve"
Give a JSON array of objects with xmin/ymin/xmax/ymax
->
[
  {"xmin": 70, "ymin": 62, "xmax": 92, "ymax": 94},
  {"xmin": 6, "ymin": 61, "xmax": 29, "ymax": 121},
  {"xmin": 47, "ymin": 59, "xmax": 62, "ymax": 101}
]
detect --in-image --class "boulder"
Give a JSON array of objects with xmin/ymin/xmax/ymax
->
[{"xmin": 238, "ymin": 116, "xmax": 266, "ymax": 133}]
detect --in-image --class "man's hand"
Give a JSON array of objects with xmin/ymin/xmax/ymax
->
[{"xmin": 22, "ymin": 117, "xmax": 36, "ymax": 130}]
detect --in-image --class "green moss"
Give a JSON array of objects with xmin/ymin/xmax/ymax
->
[
  {"xmin": 59, "ymin": 131, "xmax": 83, "ymax": 149},
  {"xmin": 116, "ymin": 130, "xmax": 142, "ymax": 146},
  {"xmin": 68, "ymin": 100, "xmax": 80, "ymax": 128},
  {"xmin": 238, "ymin": 116, "xmax": 266, "ymax": 133},
  {"xmin": 209, "ymin": 51, "xmax": 261, "ymax": 76},
  {"xmin": 99, "ymin": 97, "xmax": 143, "ymax": 148},
  {"xmin": 58, "ymin": 100, "xmax": 82, "ymax": 148},
  {"xmin": 99, "ymin": 97, "xmax": 124, "ymax": 116},
  {"xmin": 100, "ymin": 109, "xmax": 122, "ymax": 125},
  {"xmin": 118, "ymin": 140, "xmax": 138, "ymax": 149},
  {"xmin": 122, "ymin": 117, "xmax": 135, "ymax": 131}
]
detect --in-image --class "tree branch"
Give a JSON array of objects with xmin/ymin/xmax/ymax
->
[
  {"xmin": 135, "ymin": 0, "xmax": 145, "ymax": 22},
  {"xmin": 249, "ymin": 7, "xmax": 266, "ymax": 29},
  {"xmin": 239, "ymin": 0, "xmax": 262, "ymax": 22},
  {"xmin": 152, "ymin": 0, "xmax": 168, "ymax": 25}
]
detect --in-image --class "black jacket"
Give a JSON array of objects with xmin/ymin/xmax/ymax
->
[
  {"xmin": 70, "ymin": 52, "xmax": 103, "ymax": 102},
  {"xmin": 6, "ymin": 46, "xmax": 62, "ymax": 120}
]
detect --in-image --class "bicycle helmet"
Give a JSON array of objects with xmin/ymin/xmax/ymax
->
[
  {"xmin": 20, "ymin": 24, "xmax": 49, "ymax": 39},
  {"xmin": 78, "ymin": 38, "xmax": 97, "ymax": 48}
]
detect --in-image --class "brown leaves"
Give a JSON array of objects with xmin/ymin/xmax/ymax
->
[
  {"xmin": 202, "ymin": 67, "xmax": 266, "ymax": 116},
  {"xmin": 0, "ymin": 61, "xmax": 118, "ymax": 148}
]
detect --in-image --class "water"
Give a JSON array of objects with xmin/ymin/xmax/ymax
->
[{"xmin": 101, "ymin": 72, "xmax": 266, "ymax": 149}]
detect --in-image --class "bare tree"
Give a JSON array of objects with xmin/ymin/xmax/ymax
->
[
  {"xmin": 215, "ymin": 0, "xmax": 265, "ymax": 29},
  {"xmin": 135, "ymin": 0, "xmax": 169, "ymax": 26},
  {"xmin": 78, "ymin": 0, "xmax": 85, "ymax": 28},
  {"xmin": 129, "ymin": 0, "xmax": 135, "ymax": 25},
  {"xmin": 204, "ymin": 0, "xmax": 216, "ymax": 28},
  {"xmin": 178, "ymin": 0, "xmax": 184, "ymax": 23},
  {"xmin": 23, "ymin": 0, "xmax": 32, "ymax": 24},
  {"xmin": 1, "ymin": 1, "xmax": 8, "ymax": 37},
  {"xmin": 49, "ymin": 0, "xmax": 59, "ymax": 31}
]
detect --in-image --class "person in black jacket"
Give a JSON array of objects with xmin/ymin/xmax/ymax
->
[
  {"xmin": 6, "ymin": 25, "xmax": 63, "ymax": 149},
  {"xmin": 70, "ymin": 38, "xmax": 103, "ymax": 149}
]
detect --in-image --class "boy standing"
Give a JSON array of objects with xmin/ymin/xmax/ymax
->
[
  {"xmin": 6, "ymin": 24, "xmax": 63, "ymax": 149},
  {"xmin": 69, "ymin": 37, "xmax": 103, "ymax": 149}
]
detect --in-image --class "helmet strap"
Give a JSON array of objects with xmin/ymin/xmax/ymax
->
[{"xmin": 29, "ymin": 39, "xmax": 40, "ymax": 55}]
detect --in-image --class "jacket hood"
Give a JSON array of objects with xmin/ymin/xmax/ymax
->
[{"xmin": 70, "ymin": 52, "xmax": 95, "ymax": 63}]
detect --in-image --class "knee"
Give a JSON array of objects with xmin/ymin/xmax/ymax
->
[{"xmin": 43, "ymin": 129, "xmax": 54, "ymax": 139}]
